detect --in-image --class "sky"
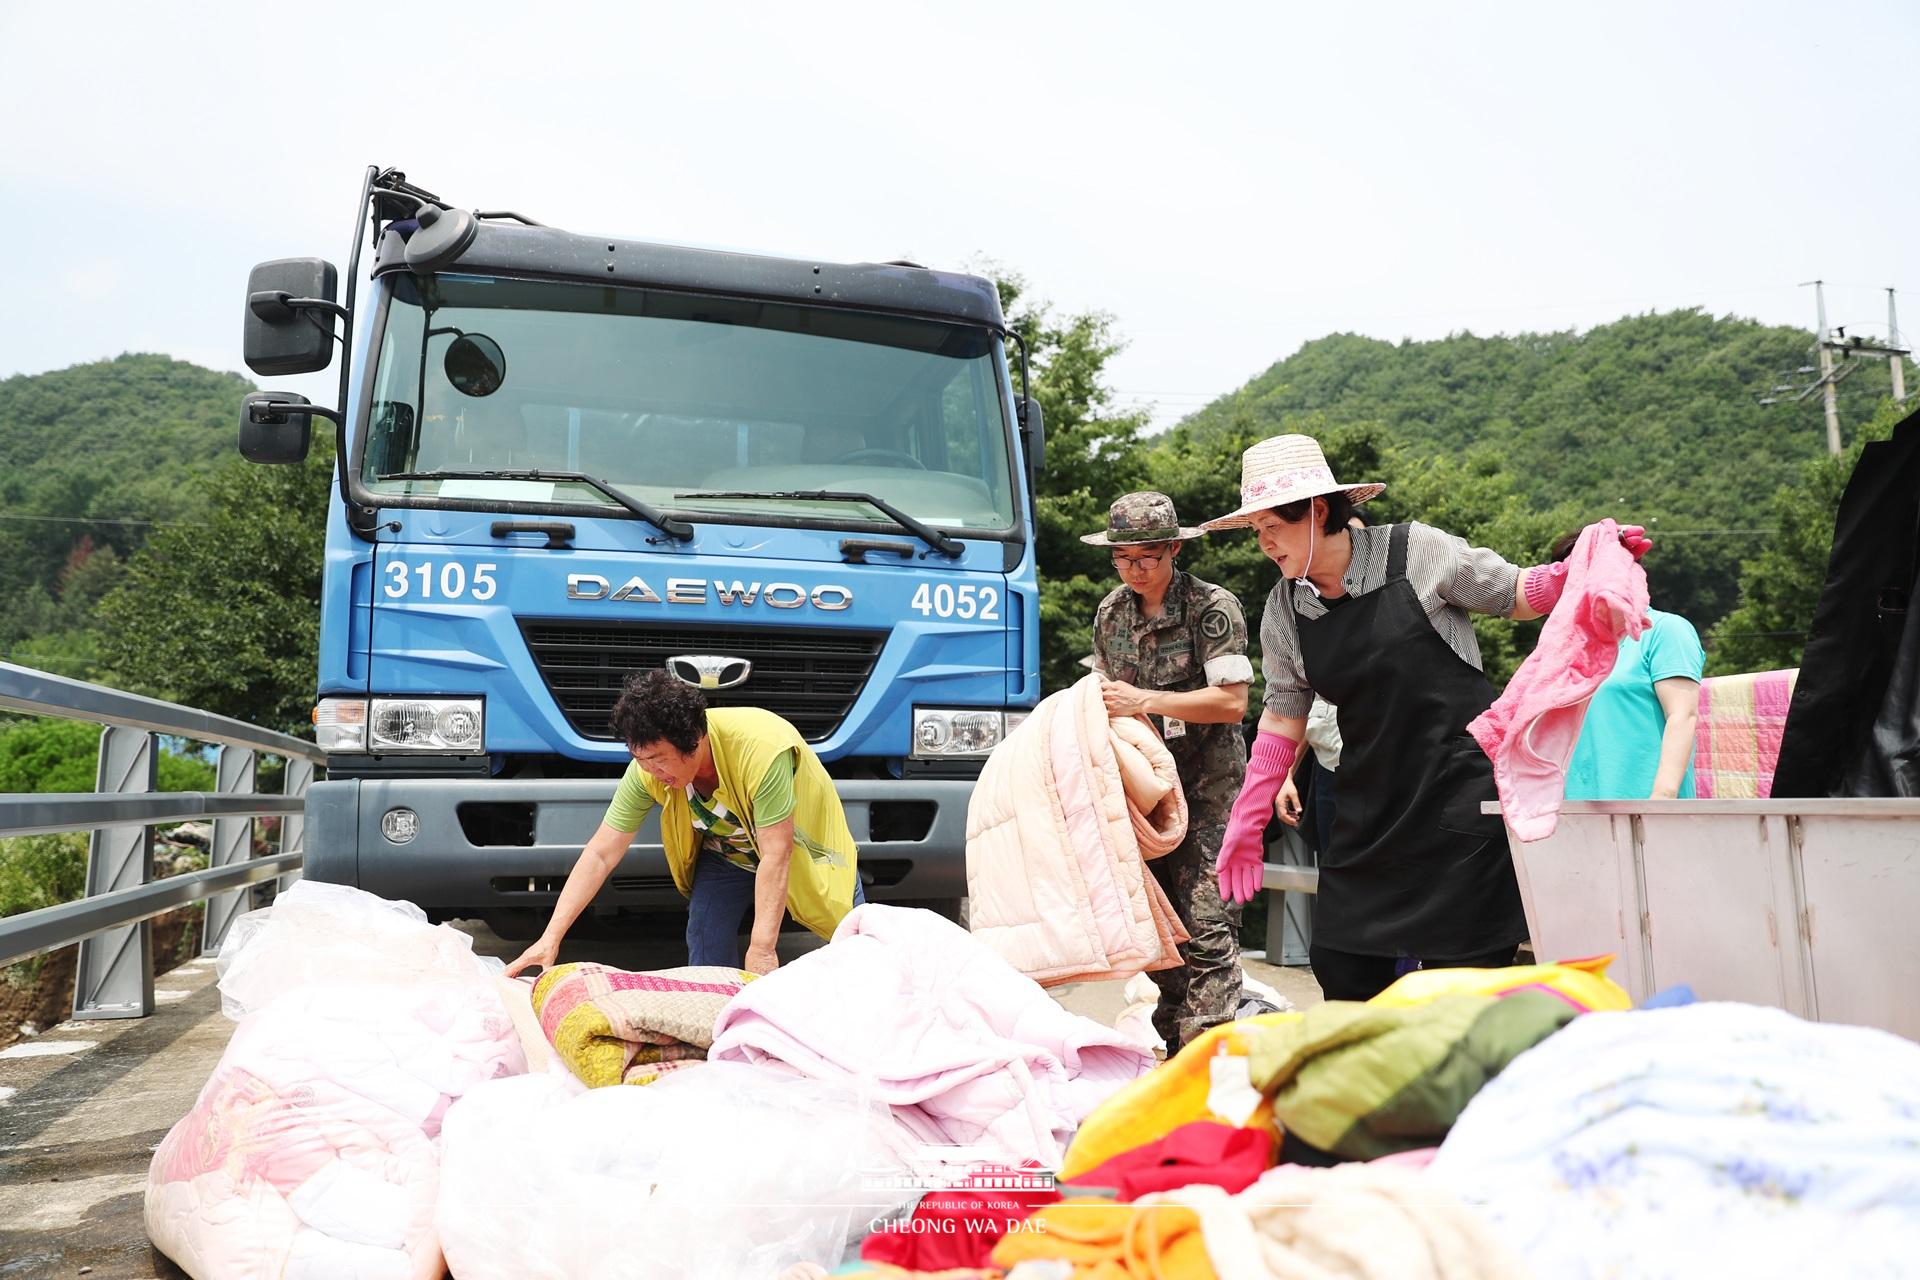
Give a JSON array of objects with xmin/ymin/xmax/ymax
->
[{"xmin": 2, "ymin": 1, "xmax": 1916, "ymax": 432}]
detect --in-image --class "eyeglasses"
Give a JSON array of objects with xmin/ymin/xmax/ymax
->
[{"xmin": 1111, "ymin": 551, "xmax": 1168, "ymax": 572}]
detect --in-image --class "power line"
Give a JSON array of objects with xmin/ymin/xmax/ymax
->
[{"xmin": 0, "ymin": 512, "xmax": 172, "ymax": 526}]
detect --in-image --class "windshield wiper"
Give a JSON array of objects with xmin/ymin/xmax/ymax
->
[
  {"xmin": 676, "ymin": 489, "xmax": 963, "ymax": 558},
  {"xmin": 379, "ymin": 469, "xmax": 694, "ymax": 542}
]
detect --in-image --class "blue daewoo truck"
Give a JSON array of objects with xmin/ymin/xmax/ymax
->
[{"xmin": 238, "ymin": 167, "xmax": 1043, "ymax": 937}]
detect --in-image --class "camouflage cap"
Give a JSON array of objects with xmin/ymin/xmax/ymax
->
[{"xmin": 1079, "ymin": 491, "xmax": 1207, "ymax": 546}]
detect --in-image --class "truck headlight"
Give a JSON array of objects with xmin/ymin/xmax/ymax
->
[
  {"xmin": 910, "ymin": 708, "xmax": 1028, "ymax": 760},
  {"xmin": 368, "ymin": 697, "xmax": 485, "ymax": 753},
  {"xmin": 313, "ymin": 696, "xmax": 484, "ymax": 753}
]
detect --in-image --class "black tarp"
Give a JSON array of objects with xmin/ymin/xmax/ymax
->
[{"xmin": 1772, "ymin": 408, "xmax": 1920, "ymax": 798}]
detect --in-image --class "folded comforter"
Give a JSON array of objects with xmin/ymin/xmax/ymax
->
[
  {"xmin": 709, "ymin": 903, "xmax": 1156, "ymax": 1167},
  {"xmin": 1242, "ymin": 991, "xmax": 1577, "ymax": 1161},
  {"xmin": 531, "ymin": 962, "xmax": 754, "ymax": 1087},
  {"xmin": 966, "ymin": 672, "xmax": 1190, "ymax": 985}
]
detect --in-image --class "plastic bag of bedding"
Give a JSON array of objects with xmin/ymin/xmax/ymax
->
[
  {"xmin": 146, "ymin": 977, "xmax": 525, "ymax": 1280},
  {"xmin": 436, "ymin": 1061, "xmax": 919, "ymax": 1280},
  {"xmin": 148, "ymin": 882, "xmax": 524, "ymax": 1280},
  {"xmin": 215, "ymin": 879, "xmax": 502, "ymax": 1022}
]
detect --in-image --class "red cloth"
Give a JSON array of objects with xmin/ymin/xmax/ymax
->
[
  {"xmin": 860, "ymin": 1184, "xmax": 1060, "ymax": 1270},
  {"xmin": 1063, "ymin": 1121, "xmax": 1274, "ymax": 1200}
]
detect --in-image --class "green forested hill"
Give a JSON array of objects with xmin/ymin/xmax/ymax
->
[
  {"xmin": 0, "ymin": 354, "xmax": 255, "ymax": 669},
  {"xmin": 1179, "ymin": 310, "xmax": 1894, "ymax": 526}
]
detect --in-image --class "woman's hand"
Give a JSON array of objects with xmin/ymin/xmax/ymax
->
[
  {"xmin": 743, "ymin": 942, "xmax": 781, "ymax": 976},
  {"xmin": 1100, "ymin": 679, "xmax": 1153, "ymax": 718},
  {"xmin": 1276, "ymin": 773, "xmax": 1303, "ymax": 827},
  {"xmin": 503, "ymin": 935, "xmax": 559, "ymax": 979}
]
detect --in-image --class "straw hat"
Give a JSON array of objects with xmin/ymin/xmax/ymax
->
[
  {"xmin": 1079, "ymin": 491, "xmax": 1205, "ymax": 546},
  {"xmin": 1198, "ymin": 435, "xmax": 1385, "ymax": 532}
]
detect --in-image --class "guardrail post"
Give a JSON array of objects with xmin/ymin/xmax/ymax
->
[
  {"xmin": 279, "ymin": 755, "xmax": 312, "ymax": 886},
  {"xmin": 1262, "ymin": 825, "xmax": 1315, "ymax": 965},
  {"xmin": 71, "ymin": 725, "xmax": 157, "ymax": 1019},
  {"xmin": 201, "ymin": 745, "xmax": 257, "ymax": 955}
]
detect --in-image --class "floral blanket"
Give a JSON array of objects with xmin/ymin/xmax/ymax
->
[
  {"xmin": 531, "ymin": 963, "xmax": 754, "ymax": 1087},
  {"xmin": 1430, "ymin": 1003, "xmax": 1920, "ymax": 1278}
]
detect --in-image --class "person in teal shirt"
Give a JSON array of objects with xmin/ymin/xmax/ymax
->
[{"xmin": 1551, "ymin": 532, "xmax": 1705, "ymax": 800}]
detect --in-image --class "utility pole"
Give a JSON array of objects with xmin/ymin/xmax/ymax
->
[
  {"xmin": 1768, "ymin": 281, "xmax": 1913, "ymax": 456},
  {"xmin": 1814, "ymin": 281, "xmax": 1842, "ymax": 456},
  {"xmin": 1889, "ymin": 287, "xmax": 1907, "ymax": 404}
]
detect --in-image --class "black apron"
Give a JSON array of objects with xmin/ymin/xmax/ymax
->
[{"xmin": 1294, "ymin": 523, "xmax": 1528, "ymax": 959}]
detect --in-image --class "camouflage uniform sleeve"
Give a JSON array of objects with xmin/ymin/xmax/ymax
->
[
  {"xmin": 1195, "ymin": 587, "xmax": 1253, "ymax": 687},
  {"xmin": 1090, "ymin": 594, "xmax": 1119, "ymax": 677}
]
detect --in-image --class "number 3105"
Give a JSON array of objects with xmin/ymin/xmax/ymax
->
[{"xmin": 383, "ymin": 561, "xmax": 498, "ymax": 600}]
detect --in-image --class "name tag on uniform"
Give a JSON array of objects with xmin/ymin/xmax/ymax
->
[{"xmin": 1162, "ymin": 716, "xmax": 1186, "ymax": 740}]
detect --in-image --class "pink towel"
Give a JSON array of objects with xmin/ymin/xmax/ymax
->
[{"xmin": 1468, "ymin": 522, "xmax": 1649, "ymax": 842}]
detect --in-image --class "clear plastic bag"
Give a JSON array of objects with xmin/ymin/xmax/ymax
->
[
  {"xmin": 216, "ymin": 880, "xmax": 502, "ymax": 1022},
  {"xmin": 436, "ymin": 1062, "xmax": 919, "ymax": 1280},
  {"xmin": 147, "ymin": 978, "xmax": 526, "ymax": 1280}
]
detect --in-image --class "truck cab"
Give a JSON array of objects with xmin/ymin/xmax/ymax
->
[{"xmin": 239, "ymin": 169, "xmax": 1042, "ymax": 937}]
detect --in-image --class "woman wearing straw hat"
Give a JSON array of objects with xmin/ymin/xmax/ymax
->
[
  {"xmin": 1201, "ymin": 435, "xmax": 1650, "ymax": 1001},
  {"xmin": 1084, "ymin": 491, "xmax": 1254, "ymax": 1052}
]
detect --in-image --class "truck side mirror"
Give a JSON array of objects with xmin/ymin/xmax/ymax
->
[
  {"xmin": 1019, "ymin": 395, "xmax": 1045, "ymax": 484},
  {"xmin": 243, "ymin": 258, "xmax": 339, "ymax": 376},
  {"xmin": 240, "ymin": 392, "xmax": 314, "ymax": 465}
]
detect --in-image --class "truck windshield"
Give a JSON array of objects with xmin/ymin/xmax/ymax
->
[{"xmin": 361, "ymin": 273, "xmax": 1018, "ymax": 534}]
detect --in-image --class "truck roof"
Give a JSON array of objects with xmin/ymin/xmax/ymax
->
[{"xmin": 372, "ymin": 221, "xmax": 1007, "ymax": 330}]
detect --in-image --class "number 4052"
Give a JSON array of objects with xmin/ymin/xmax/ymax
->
[{"xmin": 909, "ymin": 582, "xmax": 999, "ymax": 620}]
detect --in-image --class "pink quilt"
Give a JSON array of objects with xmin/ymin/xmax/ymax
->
[{"xmin": 1694, "ymin": 669, "xmax": 1799, "ymax": 799}]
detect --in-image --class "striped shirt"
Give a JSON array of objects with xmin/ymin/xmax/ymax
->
[{"xmin": 1259, "ymin": 522, "xmax": 1522, "ymax": 717}]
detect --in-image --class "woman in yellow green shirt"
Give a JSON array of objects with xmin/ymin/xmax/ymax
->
[{"xmin": 503, "ymin": 670, "xmax": 862, "ymax": 975}]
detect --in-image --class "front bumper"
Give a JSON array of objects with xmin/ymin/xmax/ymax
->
[{"xmin": 304, "ymin": 775, "xmax": 974, "ymax": 916}]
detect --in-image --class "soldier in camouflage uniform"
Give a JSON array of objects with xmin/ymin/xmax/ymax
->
[{"xmin": 1085, "ymin": 492, "xmax": 1253, "ymax": 1053}]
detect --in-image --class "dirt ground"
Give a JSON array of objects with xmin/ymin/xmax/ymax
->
[{"xmin": 0, "ymin": 907, "xmax": 202, "ymax": 1049}]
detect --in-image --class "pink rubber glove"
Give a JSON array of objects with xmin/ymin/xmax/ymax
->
[
  {"xmin": 1522, "ymin": 523, "xmax": 1656, "ymax": 614},
  {"xmin": 1217, "ymin": 732, "xmax": 1297, "ymax": 904}
]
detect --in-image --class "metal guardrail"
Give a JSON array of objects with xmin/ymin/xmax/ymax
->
[
  {"xmin": 0, "ymin": 662, "xmax": 325, "ymax": 1018},
  {"xmin": 1262, "ymin": 862, "xmax": 1320, "ymax": 894}
]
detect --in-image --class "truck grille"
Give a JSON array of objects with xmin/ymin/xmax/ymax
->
[{"xmin": 518, "ymin": 619, "xmax": 887, "ymax": 743}]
